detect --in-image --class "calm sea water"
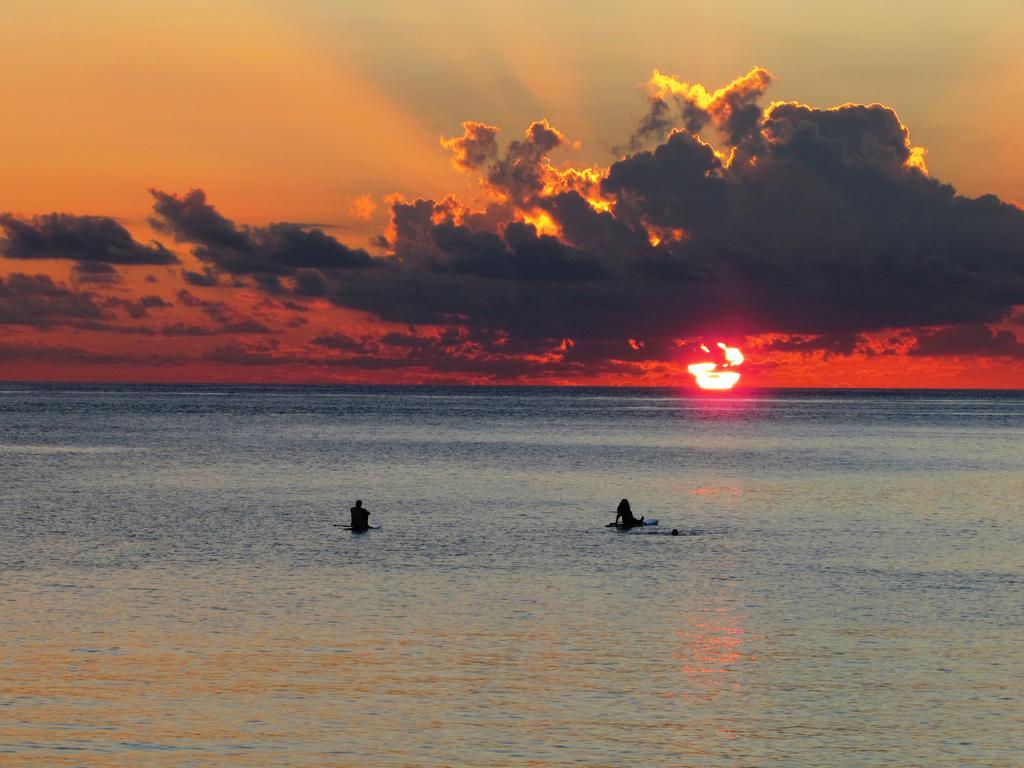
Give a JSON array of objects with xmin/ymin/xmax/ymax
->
[{"xmin": 0, "ymin": 384, "xmax": 1021, "ymax": 767}]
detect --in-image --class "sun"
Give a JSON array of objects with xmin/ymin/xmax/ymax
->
[{"xmin": 688, "ymin": 342, "xmax": 744, "ymax": 390}]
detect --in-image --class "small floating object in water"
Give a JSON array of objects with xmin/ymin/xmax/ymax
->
[{"xmin": 671, "ymin": 529, "xmax": 679, "ymax": 536}]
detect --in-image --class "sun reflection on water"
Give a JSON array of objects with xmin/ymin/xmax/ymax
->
[{"xmin": 673, "ymin": 604, "xmax": 754, "ymax": 699}]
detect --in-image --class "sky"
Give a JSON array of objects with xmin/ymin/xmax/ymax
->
[{"xmin": 1, "ymin": 0, "xmax": 1023, "ymax": 387}]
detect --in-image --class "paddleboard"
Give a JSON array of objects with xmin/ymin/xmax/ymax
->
[
  {"xmin": 333, "ymin": 524, "xmax": 379, "ymax": 530},
  {"xmin": 606, "ymin": 518, "xmax": 659, "ymax": 528}
]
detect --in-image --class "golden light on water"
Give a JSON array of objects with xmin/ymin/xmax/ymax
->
[{"xmin": 688, "ymin": 342, "xmax": 745, "ymax": 390}]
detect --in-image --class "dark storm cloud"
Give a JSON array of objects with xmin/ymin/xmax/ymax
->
[
  {"xmin": 0, "ymin": 273, "xmax": 105, "ymax": 327},
  {"xmin": 182, "ymin": 268, "xmax": 219, "ymax": 287},
  {"xmin": 173, "ymin": 288, "xmax": 276, "ymax": 334},
  {"xmin": 428, "ymin": 221, "xmax": 605, "ymax": 281},
  {"xmin": 206, "ymin": 330, "xmax": 649, "ymax": 381},
  {"xmin": 293, "ymin": 268, "xmax": 327, "ymax": 297},
  {"xmin": 175, "ymin": 288, "xmax": 206, "ymax": 308},
  {"xmin": 254, "ymin": 224, "xmax": 376, "ymax": 272},
  {"xmin": 149, "ymin": 188, "xmax": 250, "ymax": 251},
  {"xmin": 153, "ymin": 82, "xmax": 1024, "ymax": 362},
  {"xmin": 711, "ymin": 67, "xmax": 773, "ymax": 148},
  {"xmin": 160, "ymin": 323, "xmax": 219, "ymax": 336},
  {"xmin": 71, "ymin": 261, "xmax": 122, "ymax": 285},
  {"xmin": 763, "ymin": 102, "xmax": 915, "ymax": 172},
  {"xmin": 559, "ymin": 335, "xmax": 681, "ymax": 365},
  {"xmin": 204, "ymin": 343, "xmax": 285, "ymax": 366},
  {"xmin": 760, "ymin": 333, "xmax": 864, "ymax": 357},
  {"xmin": 489, "ymin": 119, "xmax": 564, "ymax": 202},
  {"xmin": 0, "ymin": 341, "xmax": 135, "ymax": 364},
  {"xmin": 0, "ymin": 338, "xmax": 188, "ymax": 365},
  {"xmin": 602, "ymin": 130, "xmax": 728, "ymax": 230},
  {"xmin": 157, "ymin": 320, "xmax": 269, "ymax": 336},
  {"xmin": 220, "ymin": 318, "xmax": 274, "ymax": 334},
  {"xmin": 106, "ymin": 294, "xmax": 171, "ymax": 319},
  {"xmin": 540, "ymin": 191, "xmax": 645, "ymax": 255},
  {"xmin": 714, "ymin": 107, "xmax": 1024, "ymax": 335},
  {"xmin": 621, "ymin": 98, "xmax": 675, "ymax": 153},
  {"xmin": 502, "ymin": 222, "xmax": 605, "ymax": 281},
  {"xmin": 379, "ymin": 331, "xmax": 439, "ymax": 349},
  {"xmin": 0, "ymin": 213, "xmax": 177, "ymax": 264},
  {"xmin": 149, "ymin": 189, "xmax": 376, "ymax": 279},
  {"xmin": 909, "ymin": 324, "xmax": 1024, "ymax": 358},
  {"xmin": 390, "ymin": 198, "xmax": 436, "ymax": 245},
  {"xmin": 312, "ymin": 333, "xmax": 378, "ymax": 352}
]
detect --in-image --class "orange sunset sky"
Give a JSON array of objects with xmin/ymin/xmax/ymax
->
[{"xmin": 1, "ymin": 1, "xmax": 1023, "ymax": 387}]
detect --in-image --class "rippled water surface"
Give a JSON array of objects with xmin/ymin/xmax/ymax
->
[{"xmin": 1, "ymin": 385, "xmax": 1021, "ymax": 766}]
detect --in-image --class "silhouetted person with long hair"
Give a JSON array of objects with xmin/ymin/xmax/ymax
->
[
  {"xmin": 350, "ymin": 499, "xmax": 370, "ymax": 531},
  {"xmin": 614, "ymin": 498, "xmax": 644, "ymax": 527}
]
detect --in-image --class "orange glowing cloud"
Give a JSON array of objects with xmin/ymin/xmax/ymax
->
[
  {"xmin": 348, "ymin": 194, "xmax": 378, "ymax": 222},
  {"xmin": 440, "ymin": 118, "xmax": 609, "ymax": 222},
  {"xmin": 648, "ymin": 66, "xmax": 773, "ymax": 120}
]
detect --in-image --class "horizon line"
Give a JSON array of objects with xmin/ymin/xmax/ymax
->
[{"xmin": 1, "ymin": 379, "xmax": 1021, "ymax": 393}]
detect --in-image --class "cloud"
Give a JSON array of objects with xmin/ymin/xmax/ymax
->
[
  {"xmin": 348, "ymin": 193, "xmax": 378, "ymax": 222},
  {"xmin": 442, "ymin": 118, "xmax": 565, "ymax": 203},
  {"xmin": 426, "ymin": 221, "xmax": 605, "ymax": 281},
  {"xmin": 160, "ymin": 323, "xmax": 219, "ymax": 336},
  {"xmin": 910, "ymin": 324, "xmax": 1024, "ymax": 358},
  {"xmin": 149, "ymin": 189, "xmax": 377, "ymax": 281},
  {"xmin": 174, "ymin": 288, "xmax": 276, "ymax": 334},
  {"xmin": 632, "ymin": 66, "xmax": 773, "ymax": 151},
  {"xmin": 379, "ymin": 331, "xmax": 437, "ymax": 348},
  {"xmin": 0, "ymin": 213, "xmax": 177, "ymax": 264},
  {"xmin": 312, "ymin": 333, "xmax": 377, "ymax": 352},
  {"xmin": 758, "ymin": 333, "xmax": 865, "ymax": 357},
  {"xmin": 133, "ymin": 71, "xmax": 1024, "ymax": 367},
  {"xmin": 182, "ymin": 267, "xmax": 219, "ymax": 287},
  {"xmin": 0, "ymin": 341, "xmax": 135, "ymax": 364},
  {"xmin": 441, "ymin": 121, "xmax": 500, "ymax": 172},
  {"xmin": 199, "ymin": 328, "xmax": 652, "ymax": 382},
  {"xmin": 5, "ymin": 68, "xmax": 1024, "ymax": 383},
  {"xmin": 763, "ymin": 101, "xmax": 927, "ymax": 174},
  {"xmin": 106, "ymin": 294, "xmax": 171, "ymax": 319},
  {"xmin": 149, "ymin": 189, "xmax": 249, "ymax": 250},
  {"xmin": 204, "ymin": 342, "xmax": 285, "ymax": 366},
  {"xmin": 0, "ymin": 340, "xmax": 187, "ymax": 366},
  {"xmin": 622, "ymin": 97, "xmax": 674, "ymax": 153},
  {"xmin": 220, "ymin": 318, "xmax": 274, "ymax": 334},
  {"xmin": 71, "ymin": 261, "xmax": 122, "ymax": 285},
  {"xmin": 0, "ymin": 273, "xmax": 105, "ymax": 328},
  {"xmin": 293, "ymin": 268, "xmax": 327, "ymax": 297},
  {"xmin": 602, "ymin": 130, "xmax": 728, "ymax": 230}
]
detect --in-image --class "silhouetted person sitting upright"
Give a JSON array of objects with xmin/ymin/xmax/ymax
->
[
  {"xmin": 614, "ymin": 498, "xmax": 644, "ymax": 527},
  {"xmin": 350, "ymin": 499, "xmax": 371, "ymax": 531}
]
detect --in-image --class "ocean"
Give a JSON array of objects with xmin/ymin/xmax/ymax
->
[{"xmin": 1, "ymin": 384, "xmax": 1021, "ymax": 766}]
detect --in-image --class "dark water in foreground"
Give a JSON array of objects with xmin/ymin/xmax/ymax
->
[{"xmin": 1, "ymin": 385, "xmax": 1021, "ymax": 767}]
